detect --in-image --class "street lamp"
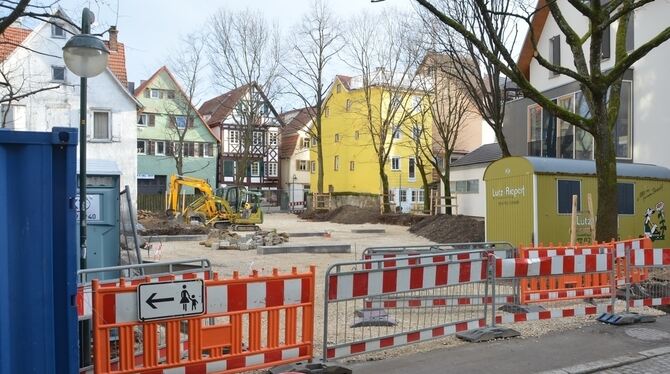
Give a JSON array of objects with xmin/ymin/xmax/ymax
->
[
  {"xmin": 291, "ymin": 174, "xmax": 297, "ymax": 212},
  {"xmin": 62, "ymin": 8, "xmax": 109, "ymax": 273},
  {"xmin": 62, "ymin": 8, "xmax": 108, "ymax": 368}
]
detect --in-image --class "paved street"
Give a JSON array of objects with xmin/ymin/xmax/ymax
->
[
  {"xmin": 349, "ymin": 316, "xmax": 670, "ymax": 374},
  {"xmin": 600, "ymin": 354, "xmax": 670, "ymax": 373}
]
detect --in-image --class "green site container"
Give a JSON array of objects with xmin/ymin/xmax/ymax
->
[{"xmin": 484, "ymin": 157, "xmax": 670, "ymax": 247}]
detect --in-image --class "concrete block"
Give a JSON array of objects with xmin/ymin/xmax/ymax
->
[
  {"xmin": 257, "ymin": 244, "xmax": 351, "ymax": 255},
  {"xmin": 351, "ymin": 229, "xmax": 386, "ymax": 234}
]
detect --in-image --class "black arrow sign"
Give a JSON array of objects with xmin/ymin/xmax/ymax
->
[{"xmin": 145, "ymin": 293, "xmax": 174, "ymax": 309}]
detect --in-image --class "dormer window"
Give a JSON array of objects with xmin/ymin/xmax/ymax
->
[{"xmin": 51, "ymin": 24, "xmax": 65, "ymax": 38}]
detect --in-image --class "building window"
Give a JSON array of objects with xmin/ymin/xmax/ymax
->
[
  {"xmin": 302, "ymin": 137, "xmax": 310, "ymax": 148},
  {"xmin": 412, "ymin": 125, "xmax": 421, "ymax": 141},
  {"xmin": 451, "ymin": 179, "xmax": 479, "ymax": 194},
  {"xmin": 174, "ymin": 115, "xmax": 187, "ymax": 129},
  {"xmin": 417, "ymin": 190, "xmax": 425, "ymax": 203},
  {"xmin": 202, "ymin": 143, "xmax": 214, "ymax": 158},
  {"xmin": 391, "ymin": 157, "xmax": 400, "ymax": 171},
  {"xmin": 137, "ymin": 140, "xmax": 147, "ymax": 155},
  {"xmin": 393, "ymin": 125, "xmax": 401, "ymax": 139},
  {"xmin": 334, "ymin": 133, "xmax": 340, "ymax": 143},
  {"xmin": 345, "ymin": 99, "xmax": 352, "ymax": 112},
  {"xmin": 354, "ymin": 130, "xmax": 360, "ymax": 140},
  {"xmin": 223, "ymin": 160, "xmax": 235, "ymax": 177},
  {"xmin": 150, "ymin": 89, "xmax": 161, "ymax": 99},
  {"xmin": 137, "ymin": 114, "xmax": 147, "ymax": 126},
  {"xmin": 349, "ymin": 161, "xmax": 355, "ymax": 171},
  {"xmin": 399, "ymin": 189, "xmax": 407, "ymax": 202},
  {"xmin": 311, "ymin": 137, "xmax": 317, "ymax": 147},
  {"xmin": 297, "ymin": 160, "xmax": 308, "ymax": 171},
  {"xmin": 229, "ymin": 130, "xmax": 239, "ymax": 144},
  {"xmin": 408, "ymin": 157, "xmax": 416, "ymax": 180},
  {"xmin": 556, "ymin": 95, "xmax": 574, "ymax": 159},
  {"xmin": 253, "ymin": 131, "xmax": 263, "ymax": 146},
  {"xmin": 251, "ymin": 162, "xmax": 260, "ymax": 176},
  {"xmin": 51, "ymin": 24, "xmax": 66, "ymax": 38},
  {"xmin": 336, "ymin": 84, "xmax": 341, "ymax": 94},
  {"xmin": 268, "ymin": 162, "xmax": 278, "ymax": 177},
  {"xmin": 153, "ymin": 141, "xmax": 164, "ymax": 156},
  {"xmin": 167, "ymin": 90, "xmax": 175, "ymax": 99},
  {"xmin": 52, "ymin": 66, "xmax": 65, "ymax": 82},
  {"xmin": 618, "ymin": 182, "xmax": 635, "ymax": 215},
  {"xmin": 268, "ymin": 132, "xmax": 278, "ymax": 146},
  {"xmin": 334, "ymin": 155, "xmax": 340, "ymax": 171},
  {"xmin": 92, "ymin": 111, "xmax": 110, "ymax": 140},
  {"xmin": 557, "ymin": 179, "xmax": 581, "ymax": 214},
  {"xmin": 549, "ymin": 35, "xmax": 561, "ymax": 76},
  {"xmin": 310, "ymin": 160, "xmax": 316, "ymax": 174},
  {"xmin": 324, "ymin": 106, "xmax": 330, "ymax": 117}
]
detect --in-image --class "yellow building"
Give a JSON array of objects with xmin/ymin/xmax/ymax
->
[{"xmin": 309, "ymin": 74, "xmax": 433, "ymax": 211}]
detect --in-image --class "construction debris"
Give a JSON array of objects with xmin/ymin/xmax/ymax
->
[{"xmin": 198, "ymin": 228, "xmax": 289, "ymax": 251}]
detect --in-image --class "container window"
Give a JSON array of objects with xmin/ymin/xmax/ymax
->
[
  {"xmin": 617, "ymin": 183, "xmax": 634, "ymax": 214},
  {"xmin": 557, "ymin": 179, "xmax": 581, "ymax": 214}
]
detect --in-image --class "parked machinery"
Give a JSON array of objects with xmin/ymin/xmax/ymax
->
[{"xmin": 166, "ymin": 175, "xmax": 263, "ymax": 230}]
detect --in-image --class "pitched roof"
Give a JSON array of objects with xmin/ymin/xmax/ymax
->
[
  {"xmin": 199, "ymin": 85, "xmax": 250, "ymax": 126},
  {"xmin": 0, "ymin": 26, "xmax": 31, "ymax": 61},
  {"xmin": 451, "ymin": 143, "xmax": 503, "ymax": 167},
  {"xmin": 517, "ymin": 0, "xmax": 550, "ymax": 80},
  {"xmin": 134, "ymin": 66, "xmax": 220, "ymax": 142},
  {"xmin": 279, "ymin": 107, "xmax": 314, "ymax": 159},
  {"xmin": 104, "ymin": 41, "xmax": 128, "ymax": 86},
  {"xmin": 336, "ymin": 75, "xmax": 352, "ymax": 90}
]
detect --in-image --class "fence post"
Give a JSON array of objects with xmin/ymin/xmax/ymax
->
[
  {"xmin": 489, "ymin": 252, "xmax": 497, "ymax": 327},
  {"xmin": 610, "ymin": 241, "xmax": 617, "ymax": 312},
  {"xmin": 624, "ymin": 244, "xmax": 631, "ymax": 313}
]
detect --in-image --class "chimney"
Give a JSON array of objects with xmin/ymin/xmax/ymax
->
[
  {"xmin": 108, "ymin": 25, "xmax": 118, "ymax": 52},
  {"xmin": 127, "ymin": 81, "xmax": 135, "ymax": 93}
]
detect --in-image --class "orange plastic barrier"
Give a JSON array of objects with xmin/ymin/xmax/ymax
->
[
  {"xmin": 92, "ymin": 267, "xmax": 315, "ymax": 374},
  {"xmin": 517, "ymin": 239, "xmax": 651, "ymax": 304}
]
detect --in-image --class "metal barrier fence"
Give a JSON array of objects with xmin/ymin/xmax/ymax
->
[
  {"xmin": 92, "ymin": 267, "xmax": 315, "ymax": 374},
  {"xmin": 323, "ymin": 251, "xmax": 494, "ymax": 360},
  {"xmin": 624, "ymin": 247, "xmax": 670, "ymax": 311},
  {"xmin": 362, "ymin": 242, "xmax": 516, "ymax": 261}
]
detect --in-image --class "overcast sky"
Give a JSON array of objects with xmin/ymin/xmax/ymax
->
[{"xmin": 55, "ymin": 0, "xmax": 414, "ymax": 107}]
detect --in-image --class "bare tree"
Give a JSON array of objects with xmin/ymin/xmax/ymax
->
[
  {"xmin": 420, "ymin": 0, "xmax": 519, "ymax": 157},
  {"xmin": 165, "ymin": 33, "xmax": 209, "ymax": 176},
  {"xmin": 412, "ymin": 65, "xmax": 473, "ymax": 214},
  {"xmin": 345, "ymin": 10, "xmax": 427, "ymax": 213},
  {"xmin": 415, "ymin": 0, "xmax": 670, "ymax": 241},
  {"xmin": 282, "ymin": 0, "xmax": 343, "ymax": 193},
  {"xmin": 208, "ymin": 8, "xmax": 283, "ymax": 186}
]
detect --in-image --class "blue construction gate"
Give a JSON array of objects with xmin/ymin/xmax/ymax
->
[{"xmin": 0, "ymin": 128, "xmax": 79, "ymax": 373}]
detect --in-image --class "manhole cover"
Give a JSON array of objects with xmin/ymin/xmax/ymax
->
[{"xmin": 625, "ymin": 327, "xmax": 670, "ymax": 341}]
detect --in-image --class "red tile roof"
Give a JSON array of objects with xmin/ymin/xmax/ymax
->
[
  {"xmin": 336, "ymin": 75, "xmax": 352, "ymax": 90},
  {"xmin": 104, "ymin": 41, "xmax": 128, "ymax": 86},
  {"xmin": 279, "ymin": 107, "xmax": 314, "ymax": 158},
  {"xmin": 0, "ymin": 27, "xmax": 31, "ymax": 61},
  {"xmin": 199, "ymin": 85, "xmax": 250, "ymax": 126}
]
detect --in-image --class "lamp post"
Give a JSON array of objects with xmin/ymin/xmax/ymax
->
[
  {"xmin": 62, "ymin": 8, "xmax": 109, "ymax": 368},
  {"xmin": 291, "ymin": 174, "xmax": 297, "ymax": 212}
]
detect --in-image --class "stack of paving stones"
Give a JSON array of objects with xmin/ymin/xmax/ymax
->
[{"xmin": 199, "ymin": 229, "xmax": 288, "ymax": 251}]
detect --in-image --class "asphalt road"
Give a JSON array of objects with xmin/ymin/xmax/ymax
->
[{"xmin": 349, "ymin": 316, "xmax": 670, "ymax": 374}]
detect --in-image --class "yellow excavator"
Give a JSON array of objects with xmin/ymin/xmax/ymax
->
[{"xmin": 166, "ymin": 175, "xmax": 263, "ymax": 230}]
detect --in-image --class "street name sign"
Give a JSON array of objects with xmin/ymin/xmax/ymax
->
[{"xmin": 138, "ymin": 279, "xmax": 205, "ymax": 321}]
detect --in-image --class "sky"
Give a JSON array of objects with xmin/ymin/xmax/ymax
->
[{"xmin": 55, "ymin": 0, "xmax": 414, "ymax": 108}]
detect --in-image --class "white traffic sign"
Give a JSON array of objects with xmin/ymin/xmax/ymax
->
[{"xmin": 137, "ymin": 279, "xmax": 205, "ymax": 321}]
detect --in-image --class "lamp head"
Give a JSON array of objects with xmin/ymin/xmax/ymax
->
[{"xmin": 63, "ymin": 34, "xmax": 109, "ymax": 78}]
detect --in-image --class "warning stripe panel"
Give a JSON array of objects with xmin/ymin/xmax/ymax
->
[
  {"xmin": 496, "ymin": 254, "xmax": 612, "ymax": 279},
  {"xmin": 495, "ymin": 304, "xmax": 611, "ymax": 324},
  {"xmin": 629, "ymin": 248, "xmax": 670, "ymax": 266},
  {"xmin": 524, "ymin": 287, "xmax": 611, "ymax": 302},
  {"xmin": 364, "ymin": 295, "xmax": 516, "ymax": 308}
]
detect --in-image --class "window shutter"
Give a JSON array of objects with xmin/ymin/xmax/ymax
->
[
  {"xmin": 148, "ymin": 114, "xmax": 155, "ymax": 127},
  {"xmin": 552, "ymin": 35, "xmax": 561, "ymax": 66},
  {"xmin": 601, "ymin": 25, "xmax": 611, "ymax": 59}
]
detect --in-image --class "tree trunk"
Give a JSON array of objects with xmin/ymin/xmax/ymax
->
[
  {"xmin": 418, "ymin": 164, "xmax": 431, "ymax": 214},
  {"xmin": 317, "ymin": 134, "xmax": 324, "ymax": 193},
  {"xmin": 380, "ymin": 167, "xmax": 391, "ymax": 214},
  {"xmin": 494, "ymin": 124, "xmax": 512, "ymax": 157},
  {"xmin": 593, "ymin": 112, "xmax": 619, "ymax": 242},
  {"xmin": 442, "ymin": 162, "xmax": 452, "ymax": 215}
]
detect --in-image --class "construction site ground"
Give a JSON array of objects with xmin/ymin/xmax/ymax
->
[{"xmin": 147, "ymin": 212, "xmax": 667, "ymax": 362}]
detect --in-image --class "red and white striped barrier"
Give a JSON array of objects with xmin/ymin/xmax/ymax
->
[
  {"xmin": 364, "ymin": 295, "xmax": 516, "ymax": 309},
  {"xmin": 524, "ymin": 246, "xmax": 609, "ymax": 259},
  {"xmin": 496, "ymin": 304, "xmax": 611, "ymax": 324},
  {"xmin": 76, "ymin": 271, "xmax": 210, "ymax": 320},
  {"xmin": 525, "ymin": 287, "xmax": 611, "ymax": 302},
  {"xmin": 362, "ymin": 252, "xmax": 483, "ymax": 270},
  {"xmin": 326, "ymin": 319, "xmax": 485, "ymax": 360},
  {"xmin": 629, "ymin": 248, "xmax": 670, "ymax": 266},
  {"xmin": 629, "ymin": 297, "xmax": 670, "ymax": 308},
  {"xmin": 496, "ymin": 253, "xmax": 612, "ymax": 278},
  {"xmin": 615, "ymin": 238, "xmax": 651, "ymax": 257},
  {"xmin": 328, "ymin": 260, "xmax": 487, "ymax": 301}
]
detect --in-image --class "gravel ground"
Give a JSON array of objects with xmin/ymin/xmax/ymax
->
[{"xmin": 151, "ymin": 213, "xmax": 667, "ymax": 363}]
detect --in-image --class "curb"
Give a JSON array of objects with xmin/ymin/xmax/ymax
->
[
  {"xmin": 537, "ymin": 346, "xmax": 670, "ymax": 374},
  {"xmin": 145, "ymin": 234, "xmax": 209, "ymax": 242}
]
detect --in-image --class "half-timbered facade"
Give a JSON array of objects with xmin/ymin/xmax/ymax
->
[{"xmin": 199, "ymin": 83, "xmax": 283, "ymax": 199}]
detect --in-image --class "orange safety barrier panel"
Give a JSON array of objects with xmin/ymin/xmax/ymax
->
[{"xmin": 92, "ymin": 267, "xmax": 315, "ymax": 374}]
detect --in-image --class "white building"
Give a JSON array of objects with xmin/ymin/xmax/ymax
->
[
  {"xmin": 443, "ymin": 143, "xmax": 502, "ymax": 218},
  {"xmin": 504, "ymin": 0, "xmax": 670, "ymax": 168},
  {"xmin": 0, "ymin": 13, "xmax": 140, "ymax": 204},
  {"xmin": 279, "ymin": 107, "xmax": 314, "ymax": 209}
]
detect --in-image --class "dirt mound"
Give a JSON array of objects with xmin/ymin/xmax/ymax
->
[
  {"xmin": 300, "ymin": 206, "xmax": 381, "ymax": 224},
  {"xmin": 409, "ymin": 215, "xmax": 484, "ymax": 243},
  {"xmin": 138, "ymin": 210, "xmax": 209, "ymax": 236}
]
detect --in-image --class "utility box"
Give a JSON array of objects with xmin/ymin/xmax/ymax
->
[
  {"xmin": 0, "ymin": 127, "xmax": 79, "ymax": 373},
  {"xmin": 78, "ymin": 159, "xmax": 121, "ymax": 281},
  {"xmin": 484, "ymin": 156, "xmax": 670, "ymax": 247}
]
